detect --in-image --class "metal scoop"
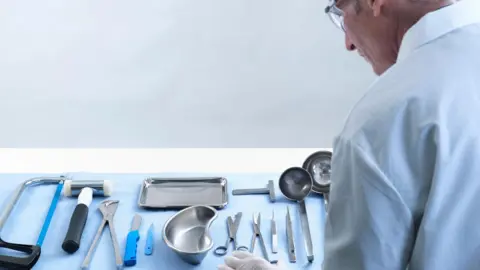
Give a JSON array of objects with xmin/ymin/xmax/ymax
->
[
  {"xmin": 303, "ymin": 150, "xmax": 332, "ymax": 212},
  {"xmin": 278, "ymin": 167, "xmax": 314, "ymax": 262}
]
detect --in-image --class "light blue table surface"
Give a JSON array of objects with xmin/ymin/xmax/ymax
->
[{"xmin": 0, "ymin": 172, "xmax": 326, "ymax": 269}]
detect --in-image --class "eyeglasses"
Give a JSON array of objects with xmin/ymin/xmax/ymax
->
[{"xmin": 325, "ymin": 0, "xmax": 345, "ymax": 31}]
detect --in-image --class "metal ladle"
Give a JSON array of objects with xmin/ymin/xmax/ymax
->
[
  {"xmin": 302, "ymin": 150, "xmax": 332, "ymax": 213},
  {"xmin": 278, "ymin": 167, "xmax": 314, "ymax": 262}
]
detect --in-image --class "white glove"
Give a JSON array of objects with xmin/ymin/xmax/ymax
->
[{"xmin": 217, "ymin": 251, "xmax": 288, "ymax": 270}]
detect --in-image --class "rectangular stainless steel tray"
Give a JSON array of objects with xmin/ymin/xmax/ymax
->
[{"xmin": 137, "ymin": 177, "xmax": 228, "ymax": 209}]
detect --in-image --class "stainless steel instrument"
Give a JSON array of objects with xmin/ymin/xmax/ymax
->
[
  {"xmin": 64, "ymin": 180, "xmax": 113, "ymax": 197},
  {"xmin": 62, "ymin": 180, "xmax": 113, "ymax": 254},
  {"xmin": 271, "ymin": 210, "xmax": 277, "ymax": 254},
  {"xmin": 81, "ymin": 200, "xmax": 123, "ymax": 270},
  {"xmin": 0, "ymin": 177, "xmax": 64, "ymax": 269},
  {"xmin": 298, "ymin": 200, "xmax": 314, "ymax": 262},
  {"xmin": 303, "ymin": 150, "xmax": 332, "ymax": 212},
  {"xmin": 214, "ymin": 212, "xmax": 248, "ymax": 256},
  {"xmin": 163, "ymin": 205, "xmax": 218, "ymax": 265},
  {"xmin": 250, "ymin": 213, "xmax": 277, "ymax": 264},
  {"xmin": 138, "ymin": 177, "xmax": 228, "ymax": 209},
  {"xmin": 279, "ymin": 167, "xmax": 314, "ymax": 263},
  {"xmin": 232, "ymin": 180, "xmax": 276, "ymax": 202},
  {"xmin": 286, "ymin": 206, "xmax": 296, "ymax": 263},
  {"xmin": 123, "ymin": 214, "xmax": 142, "ymax": 266}
]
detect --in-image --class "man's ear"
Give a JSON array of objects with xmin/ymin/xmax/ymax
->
[{"xmin": 367, "ymin": 0, "xmax": 385, "ymax": 16}]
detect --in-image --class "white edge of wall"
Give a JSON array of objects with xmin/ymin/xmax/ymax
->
[{"xmin": 0, "ymin": 148, "xmax": 333, "ymax": 173}]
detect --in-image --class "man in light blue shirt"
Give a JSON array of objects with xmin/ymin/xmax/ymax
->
[{"xmin": 218, "ymin": 0, "xmax": 480, "ymax": 269}]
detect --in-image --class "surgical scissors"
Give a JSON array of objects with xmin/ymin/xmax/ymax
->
[
  {"xmin": 250, "ymin": 213, "xmax": 278, "ymax": 264},
  {"xmin": 250, "ymin": 212, "xmax": 277, "ymax": 264},
  {"xmin": 214, "ymin": 212, "xmax": 248, "ymax": 256}
]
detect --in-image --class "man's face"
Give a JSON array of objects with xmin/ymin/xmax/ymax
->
[{"xmin": 334, "ymin": 0, "xmax": 399, "ymax": 75}]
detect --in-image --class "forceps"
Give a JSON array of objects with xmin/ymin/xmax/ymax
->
[
  {"xmin": 214, "ymin": 212, "xmax": 248, "ymax": 256},
  {"xmin": 250, "ymin": 213, "xmax": 277, "ymax": 264}
]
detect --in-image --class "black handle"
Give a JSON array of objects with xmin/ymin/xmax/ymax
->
[
  {"xmin": 0, "ymin": 238, "xmax": 41, "ymax": 269},
  {"xmin": 62, "ymin": 204, "xmax": 89, "ymax": 254}
]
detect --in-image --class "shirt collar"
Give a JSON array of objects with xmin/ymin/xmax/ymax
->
[{"xmin": 397, "ymin": 0, "xmax": 480, "ymax": 61}]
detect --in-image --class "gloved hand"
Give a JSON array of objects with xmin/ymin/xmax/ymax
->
[{"xmin": 217, "ymin": 251, "xmax": 288, "ymax": 270}]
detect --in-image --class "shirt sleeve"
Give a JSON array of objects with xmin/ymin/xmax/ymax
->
[{"xmin": 322, "ymin": 136, "xmax": 416, "ymax": 270}]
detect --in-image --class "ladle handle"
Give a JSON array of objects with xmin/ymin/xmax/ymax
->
[
  {"xmin": 298, "ymin": 200, "xmax": 314, "ymax": 262},
  {"xmin": 323, "ymin": 193, "xmax": 330, "ymax": 213}
]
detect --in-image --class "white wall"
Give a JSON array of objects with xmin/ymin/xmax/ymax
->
[{"xmin": 0, "ymin": 0, "xmax": 375, "ymax": 147}]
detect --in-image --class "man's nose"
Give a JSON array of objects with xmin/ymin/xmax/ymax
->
[{"xmin": 345, "ymin": 34, "xmax": 356, "ymax": 51}]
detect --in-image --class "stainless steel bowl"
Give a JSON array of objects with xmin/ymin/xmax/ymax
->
[
  {"xmin": 302, "ymin": 150, "xmax": 332, "ymax": 194},
  {"xmin": 278, "ymin": 167, "xmax": 313, "ymax": 201},
  {"xmin": 162, "ymin": 205, "xmax": 218, "ymax": 265}
]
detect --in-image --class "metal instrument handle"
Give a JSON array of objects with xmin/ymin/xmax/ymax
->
[
  {"xmin": 324, "ymin": 193, "xmax": 330, "ymax": 213},
  {"xmin": 237, "ymin": 245, "xmax": 249, "ymax": 252},
  {"xmin": 272, "ymin": 234, "xmax": 278, "ymax": 254},
  {"xmin": 271, "ymin": 215, "xmax": 277, "ymax": 254},
  {"xmin": 213, "ymin": 239, "xmax": 230, "ymax": 256},
  {"xmin": 232, "ymin": 188, "xmax": 268, "ymax": 195},
  {"xmin": 82, "ymin": 219, "xmax": 107, "ymax": 269},
  {"xmin": 214, "ymin": 216, "xmax": 233, "ymax": 256},
  {"xmin": 257, "ymin": 231, "xmax": 271, "ymax": 263},
  {"xmin": 0, "ymin": 177, "xmax": 63, "ymax": 232},
  {"xmin": 299, "ymin": 200, "xmax": 314, "ymax": 262},
  {"xmin": 107, "ymin": 219, "xmax": 123, "ymax": 269},
  {"xmin": 232, "ymin": 237, "xmax": 238, "ymax": 250},
  {"xmin": 249, "ymin": 232, "xmax": 256, "ymax": 253}
]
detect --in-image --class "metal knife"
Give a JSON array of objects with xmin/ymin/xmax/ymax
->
[
  {"xmin": 124, "ymin": 214, "xmax": 142, "ymax": 266},
  {"xmin": 286, "ymin": 206, "xmax": 296, "ymax": 263},
  {"xmin": 271, "ymin": 210, "xmax": 277, "ymax": 253}
]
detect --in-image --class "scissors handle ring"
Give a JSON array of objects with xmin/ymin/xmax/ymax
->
[
  {"xmin": 236, "ymin": 245, "xmax": 249, "ymax": 252},
  {"xmin": 214, "ymin": 246, "xmax": 228, "ymax": 256}
]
